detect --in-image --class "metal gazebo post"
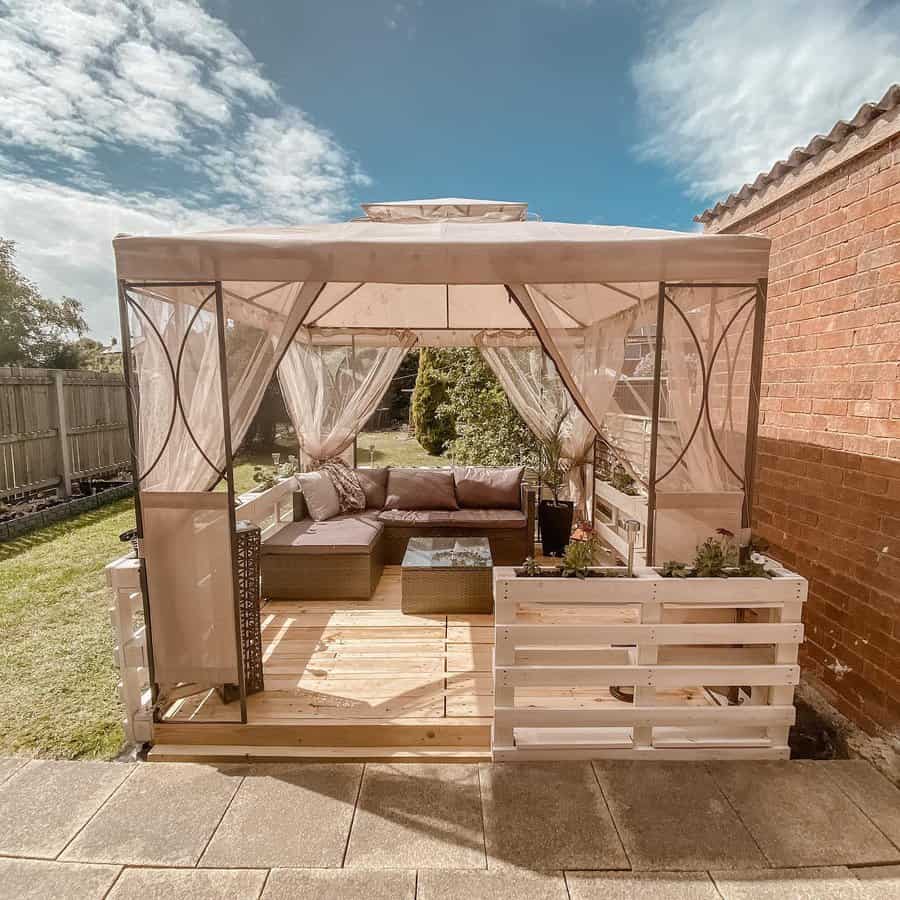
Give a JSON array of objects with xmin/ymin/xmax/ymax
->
[
  {"xmin": 214, "ymin": 280, "xmax": 249, "ymax": 724},
  {"xmin": 644, "ymin": 282, "xmax": 666, "ymax": 567},
  {"xmin": 742, "ymin": 278, "xmax": 769, "ymax": 531},
  {"xmin": 117, "ymin": 279, "xmax": 159, "ymax": 712}
]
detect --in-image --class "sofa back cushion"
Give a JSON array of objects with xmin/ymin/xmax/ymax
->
[
  {"xmin": 355, "ymin": 467, "xmax": 389, "ymax": 509},
  {"xmin": 453, "ymin": 466, "xmax": 524, "ymax": 509},
  {"xmin": 297, "ymin": 470, "xmax": 341, "ymax": 521},
  {"xmin": 384, "ymin": 468, "xmax": 459, "ymax": 511}
]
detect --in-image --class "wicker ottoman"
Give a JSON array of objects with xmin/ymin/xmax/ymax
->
[{"xmin": 401, "ymin": 536, "xmax": 493, "ymax": 614}]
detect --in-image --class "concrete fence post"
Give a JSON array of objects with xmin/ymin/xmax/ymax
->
[{"xmin": 54, "ymin": 370, "xmax": 73, "ymax": 497}]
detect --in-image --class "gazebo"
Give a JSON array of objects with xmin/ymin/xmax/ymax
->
[{"xmin": 108, "ymin": 199, "xmax": 805, "ymax": 762}]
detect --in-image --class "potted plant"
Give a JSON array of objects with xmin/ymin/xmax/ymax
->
[{"xmin": 537, "ymin": 412, "xmax": 574, "ymax": 556}]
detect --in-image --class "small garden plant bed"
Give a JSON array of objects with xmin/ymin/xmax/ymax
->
[
  {"xmin": 0, "ymin": 481, "xmax": 133, "ymax": 542},
  {"xmin": 513, "ymin": 565, "xmax": 631, "ymax": 578}
]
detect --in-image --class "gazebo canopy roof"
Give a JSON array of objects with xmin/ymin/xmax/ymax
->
[{"xmin": 113, "ymin": 219, "xmax": 770, "ymax": 286}]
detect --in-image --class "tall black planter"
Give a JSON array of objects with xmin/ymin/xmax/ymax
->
[{"xmin": 538, "ymin": 499, "xmax": 574, "ymax": 556}]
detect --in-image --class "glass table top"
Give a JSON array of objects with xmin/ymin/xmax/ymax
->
[{"xmin": 402, "ymin": 537, "xmax": 493, "ymax": 569}]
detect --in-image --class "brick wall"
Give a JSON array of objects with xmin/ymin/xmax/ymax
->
[{"xmin": 710, "ymin": 135, "xmax": 900, "ymax": 737}]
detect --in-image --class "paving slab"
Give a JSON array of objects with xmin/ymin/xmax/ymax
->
[
  {"xmin": 345, "ymin": 763, "xmax": 484, "ymax": 869},
  {"xmin": 566, "ymin": 870, "xmax": 720, "ymax": 900},
  {"xmin": 709, "ymin": 761, "xmax": 900, "ymax": 867},
  {"xmin": 821, "ymin": 760, "xmax": 900, "ymax": 848},
  {"xmin": 0, "ymin": 857, "xmax": 121, "ymax": 900},
  {"xmin": 0, "ymin": 759, "xmax": 133, "ymax": 859},
  {"xmin": 61, "ymin": 763, "xmax": 244, "ymax": 867},
  {"xmin": 593, "ymin": 761, "xmax": 765, "ymax": 871},
  {"xmin": 479, "ymin": 762, "xmax": 628, "ymax": 871},
  {"xmin": 106, "ymin": 866, "xmax": 268, "ymax": 900},
  {"xmin": 262, "ymin": 868, "xmax": 415, "ymax": 900},
  {"xmin": 854, "ymin": 864, "xmax": 900, "ymax": 900},
  {"xmin": 418, "ymin": 868, "xmax": 568, "ymax": 899},
  {"xmin": 0, "ymin": 756, "xmax": 27, "ymax": 785},
  {"xmin": 711, "ymin": 866, "xmax": 868, "ymax": 899},
  {"xmin": 201, "ymin": 763, "xmax": 362, "ymax": 868}
]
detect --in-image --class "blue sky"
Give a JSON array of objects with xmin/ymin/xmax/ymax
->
[{"xmin": 1, "ymin": 0, "xmax": 899, "ymax": 338}]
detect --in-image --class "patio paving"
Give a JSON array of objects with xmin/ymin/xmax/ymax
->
[
  {"xmin": 479, "ymin": 761, "xmax": 629, "ymax": 870},
  {"xmin": 0, "ymin": 858, "xmax": 121, "ymax": 900},
  {"xmin": 106, "ymin": 867, "xmax": 267, "ymax": 900},
  {"xmin": 345, "ymin": 764, "xmax": 485, "ymax": 869},
  {"xmin": 61, "ymin": 762, "xmax": 243, "ymax": 867},
  {"xmin": 200, "ymin": 763, "xmax": 362, "ymax": 869},
  {"xmin": 708, "ymin": 760, "xmax": 899, "ymax": 868},
  {"xmin": 0, "ymin": 756, "xmax": 897, "ymax": 899},
  {"xmin": 565, "ymin": 870, "xmax": 720, "ymax": 899},
  {"xmin": 262, "ymin": 869, "xmax": 416, "ymax": 899},
  {"xmin": 0, "ymin": 760, "xmax": 133, "ymax": 859},
  {"xmin": 593, "ymin": 761, "xmax": 765, "ymax": 871}
]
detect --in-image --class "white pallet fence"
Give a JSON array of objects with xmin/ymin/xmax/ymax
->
[
  {"xmin": 492, "ymin": 560, "xmax": 807, "ymax": 761},
  {"xmin": 106, "ymin": 556, "xmax": 151, "ymax": 744}
]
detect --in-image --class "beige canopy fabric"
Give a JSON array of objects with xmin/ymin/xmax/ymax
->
[{"xmin": 114, "ymin": 220, "xmax": 770, "ymax": 286}]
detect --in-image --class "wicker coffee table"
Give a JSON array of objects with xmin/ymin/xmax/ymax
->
[{"xmin": 401, "ymin": 537, "xmax": 493, "ymax": 614}]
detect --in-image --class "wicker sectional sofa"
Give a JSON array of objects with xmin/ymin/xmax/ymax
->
[{"xmin": 260, "ymin": 466, "xmax": 535, "ymax": 601}]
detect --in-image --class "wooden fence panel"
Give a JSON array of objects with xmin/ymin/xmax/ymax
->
[{"xmin": 0, "ymin": 366, "xmax": 130, "ymax": 498}]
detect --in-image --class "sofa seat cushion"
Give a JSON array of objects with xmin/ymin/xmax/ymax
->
[
  {"xmin": 263, "ymin": 513, "xmax": 382, "ymax": 555},
  {"xmin": 448, "ymin": 509, "xmax": 527, "ymax": 529},
  {"xmin": 377, "ymin": 508, "xmax": 526, "ymax": 530},
  {"xmin": 453, "ymin": 465, "xmax": 524, "ymax": 509},
  {"xmin": 377, "ymin": 509, "xmax": 454, "ymax": 526}
]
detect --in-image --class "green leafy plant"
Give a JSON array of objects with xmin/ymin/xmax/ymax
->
[
  {"xmin": 539, "ymin": 411, "xmax": 569, "ymax": 504},
  {"xmin": 252, "ymin": 465, "xmax": 279, "ymax": 491},
  {"xmin": 737, "ymin": 558, "xmax": 771, "ymax": 578},
  {"xmin": 610, "ymin": 463, "xmax": 639, "ymax": 496},
  {"xmin": 692, "ymin": 534, "xmax": 734, "ymax": 578},
  {"xmin": 660, "ymin": 528, "xmax": 770, "ymax": 579},
  {"xmin": 560, "ymin": 538, "xmax": 595, "ymax": 578},
  {"xmin": 660, "ymin": 560, "xmax": 690, "ymax": 578},
  {"xmin": 517, "ymin": 556, "xmax": 541, "ymax": 577}
]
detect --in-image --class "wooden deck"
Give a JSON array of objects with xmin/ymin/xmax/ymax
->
[
  {"xmin": 152, "ymin": 567, "xmax": 493, "ymax": 760},
  {"xmin": 151, "ymin": 561, "xmax": 716, "ymax": 762}
]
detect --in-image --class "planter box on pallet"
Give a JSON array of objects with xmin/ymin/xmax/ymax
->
[{"xmin": 492, "ymin": 559, "xmax": 807, "ymax": 761}]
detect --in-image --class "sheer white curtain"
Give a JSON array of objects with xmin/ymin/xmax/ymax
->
[
  {"xmin": 659, "ymin": 285, "xmax": 755, "ymax": 492},
  {"xmin": 509, "ymin": 284, "xmax": 645, "ymax": 454},
  {"xmin": 475, "ymin": 338, "xmax": 595, "ymax": 520},
  {"xmin": 131, "ymin": 282, "xmax": 310, "ymax": 492},
  {"xmin": 278, "ymin": 329, "xmax": 416, "ymax": 468}
]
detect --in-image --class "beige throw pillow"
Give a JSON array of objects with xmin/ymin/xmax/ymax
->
[{"xmin": 297, "ymin": 470, "xmax": 340, "ymax": 521}]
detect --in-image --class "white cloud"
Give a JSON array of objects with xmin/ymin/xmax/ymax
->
[
  {"xmin": 632, "ymin": 0, "xmax": 900, "ymax": 199},
  {"xmin": 0, "ymin": 0, "xmax": 368, "ymax": 336},
  {"xmin": 0, "ymin": 176, "xmax": 230, "ymax": 339}
]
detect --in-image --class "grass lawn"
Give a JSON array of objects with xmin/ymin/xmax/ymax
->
[
  {"xmin": 357, "ymin": 429, "xmax": 445, "ymax": 467},
  {"xmin": 0, "ymin": 430, "xmax": 442, "ymax": 759},
  {"xmin": 0, "ymin": 498, "xmax": 135, "ymax": 759}
]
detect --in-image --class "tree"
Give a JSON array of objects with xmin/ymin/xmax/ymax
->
[
  {"xmin": 411, "ymin": 347, "xmax": 455, "ymax": 454},
  {"xmin": 439, "ymin": 349, "xmax": 538, "ymax": 467},
  {"xmin": 0, "ymin": 239, "xmax": 87, "ymax": 367},
  {"xmin": 363, "ymin": 348, "xmax": 419, "ymax": 431},
  {"xmin": 58, "ymin": 337, "xmax": 122, "ymax": 373}
]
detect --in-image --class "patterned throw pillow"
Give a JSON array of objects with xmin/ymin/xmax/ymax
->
[{"xmin": 318, "ymin": 459, "xmax": 366, "ymax": 513}]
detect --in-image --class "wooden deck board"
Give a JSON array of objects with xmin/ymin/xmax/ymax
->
[{"xmin": 158, "ymin": 563, "xmax": 716, "ymax": 756}]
